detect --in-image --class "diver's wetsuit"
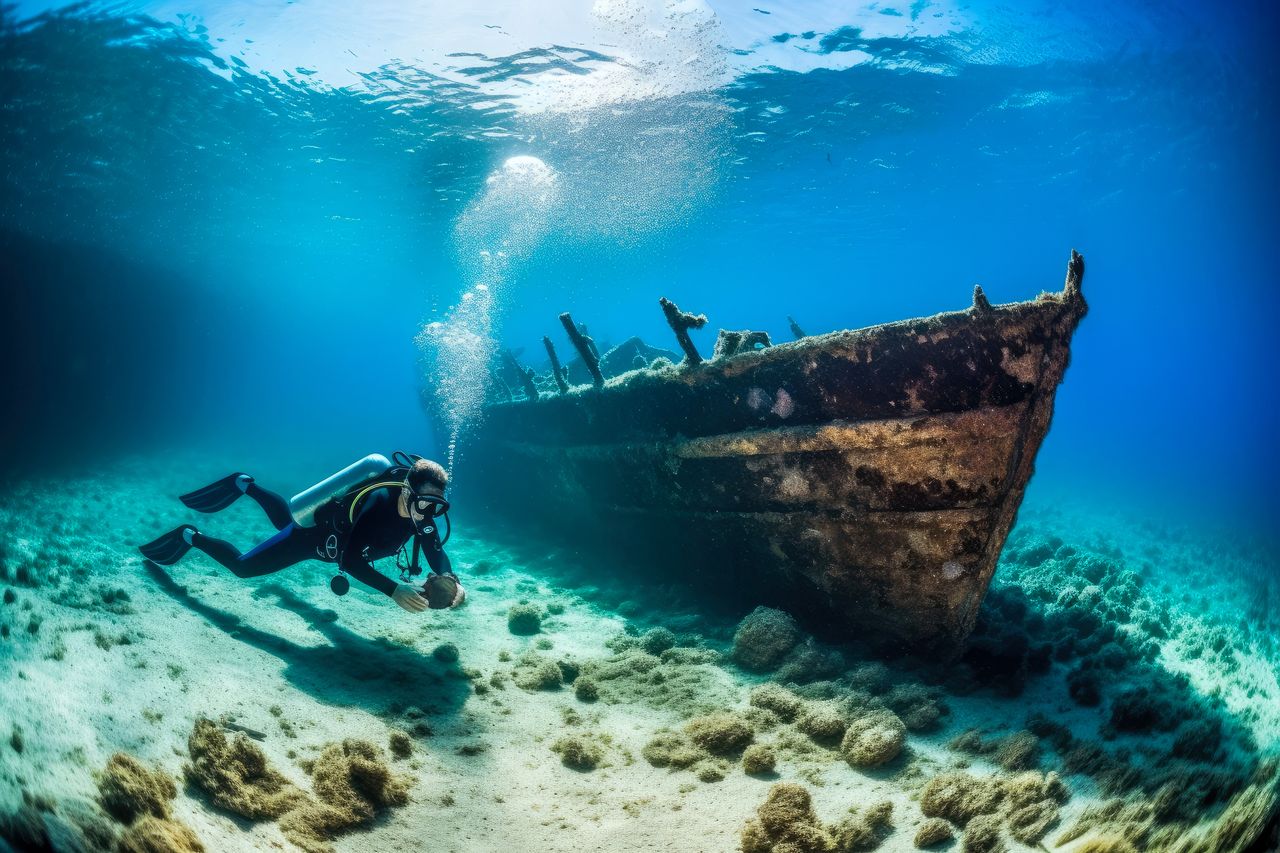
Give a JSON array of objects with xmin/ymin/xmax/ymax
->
[{"xmin": 191, "ymin": 482, "xmax": 450, "ymax": 596}]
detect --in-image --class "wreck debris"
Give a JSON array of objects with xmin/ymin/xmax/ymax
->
[
  {"xmin": 490, "ymin": 370, "xmax": 512, "ymax": 403},
  {"xmin": 559, "ymin": 312, "xmax": 604, "ymax": 388},
  {"xmin": 542, "ymin": 336, "xmax": 570, "ymax": 394},
  {"xmin": 659, "ymin": 297, "xmax": 708, "ymax": 366},
  {"xmin": 787, "ymin": 316, "xmax": 807, "ymax": 339},
  {"xmin": 972, "ymin": 285, "xmax": 994, "ymax": 316},
  {"xmin": 502, "ymin": 350, "xmax": 539, "ymax": 401},
  {"xmin": 713, "ymin": 329, "xmax": 773, "ymax": 360}
]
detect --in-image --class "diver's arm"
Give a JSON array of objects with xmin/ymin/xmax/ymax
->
[
  {"xmin": 338, "ymin": 546, "xmax": 397, "ymax": 597},
  {"xmin": 340, "ymin": 500, "xmax": 398, "ymax": 597},
  {"xmin": 424, "ymin": 528, "xmax": 453, "ymax": 576}
]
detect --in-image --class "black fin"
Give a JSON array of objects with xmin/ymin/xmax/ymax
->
[
  {"xmin": 138, "ymin": 525, "xmax": 194, "ymax": 565},
  {"xmin": 180, "ymin": 473, "xmax": 249, "ymax": 513}
]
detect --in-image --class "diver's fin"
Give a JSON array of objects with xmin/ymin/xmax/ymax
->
[
  {"xmin": 180, "ymin": 473, "xmax": 250, "ymax": 513},
  {"xmin": 138, "ymin": 525, "xmax": 195, "ymax": 565}
]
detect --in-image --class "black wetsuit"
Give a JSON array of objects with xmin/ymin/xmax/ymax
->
[{"xmin": 191, "ymin": 481, "xmax": 450, "ymax": 596}]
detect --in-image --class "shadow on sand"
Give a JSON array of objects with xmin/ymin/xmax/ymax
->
[{"xmin": 142, "ymin": 560, "xmax": 469, "ymax": 718}]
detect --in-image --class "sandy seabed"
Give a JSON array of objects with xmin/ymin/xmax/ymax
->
[{"xmin": 1, "ymin": 457, "xmax": 1277, "ymax": 852}]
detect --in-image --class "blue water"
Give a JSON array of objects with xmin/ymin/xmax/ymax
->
[{"xmin": 1, "ymin": 0, "xmax": 1277, "ymax": 530}]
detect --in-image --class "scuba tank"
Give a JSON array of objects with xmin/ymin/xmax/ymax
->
[{"xmin": 289, "ymin": 453, "xmax": 393, "ymax": 528}]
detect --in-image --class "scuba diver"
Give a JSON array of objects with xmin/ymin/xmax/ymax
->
[{"xmin": 138, "ymin": 452, "xmax": 464, "ymax": 613}]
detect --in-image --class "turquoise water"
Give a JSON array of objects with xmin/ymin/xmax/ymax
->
[{"xmin": 1, "ymin": 2, "xmax": 1278, "ymax": 851}]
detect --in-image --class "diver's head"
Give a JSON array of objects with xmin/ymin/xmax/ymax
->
[{"xmin": 400, "ymin": 458, "xmax": 449, "ymax": 526}]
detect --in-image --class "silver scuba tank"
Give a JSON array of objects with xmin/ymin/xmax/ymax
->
[{"xmin": 289, "ymin": 453, "xmax": 393, "ymax": 528}]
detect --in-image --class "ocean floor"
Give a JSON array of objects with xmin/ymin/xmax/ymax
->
[{"xmin": 1, "ymin": 457, "xmax": 1277, "ymax": 852}]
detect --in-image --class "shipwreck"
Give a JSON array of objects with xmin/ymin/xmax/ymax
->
[{"xmin": 459, "ymin": 251, "xmax": 1087, "ymax": 654}]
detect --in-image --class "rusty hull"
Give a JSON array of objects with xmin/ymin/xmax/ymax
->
[{"xmin": 462, "ymin": 252, "xmax": 1087, "ymax": 653}]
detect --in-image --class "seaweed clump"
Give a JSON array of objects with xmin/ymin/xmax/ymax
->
[
  {"xmin": 551, "ymin": 734, "xmax": 607, "ymax": 771},
  {"xmin": 96, "ymin": 753, "xmax": 204, "ymax": 852},
  {"xmin": 185, "ymin": 718, "xmax": 305, "ymax": 819},
  {"xmin": 732, "ymin": 607, "xmax": 801, "ymax": 672},
  {"xmin": 97, "ymin": 754, "xmax": 177, "ymax": 824},
  {"xmin": 740, "ymin": 783, "xmax": 834, "ymax": 853},
  {"xmin": 278, "ymin": 740, "xmax": 411, "ymax": 853},
  {"xmin": 117, "ymin": 815, "xmax": 205, "ymax": 853},
  {"xmin": 920, "ymin": 769, "xmax": 1069, "ymax": 848}
]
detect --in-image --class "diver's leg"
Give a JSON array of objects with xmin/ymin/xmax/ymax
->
[
  {"xmin": 191, "ymin": 523, "xmax": 316, "ymax": 579},
  {"xmin": 243, "ymin": 481, "xmax": 295, "ymax": 531}
]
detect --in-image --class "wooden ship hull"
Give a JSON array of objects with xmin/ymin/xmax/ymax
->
[{"xmin": 460, "ymin": 252, "xmax": 1088, "ymax": 654}]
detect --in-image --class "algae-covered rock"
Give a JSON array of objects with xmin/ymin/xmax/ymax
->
[
  {"xmin": 914, "ymin": 817, "xmax": 953, "ymax": 847},
  {"xmin": 117, "ymin": 815, "xmax": 204, "ymax": 853},
  {"xmin": 185, "ymin": 718, "xmax": 305, "ymax": 820},
  {"xmin": 750, "ymin": 683, "xmax": 804, "ymax": 722},
  {"xmin": 740, "ymin": 782, "xmax": 836, "ymax": 853},
  {"xmin": 732, "ymin": 607, "xmax": 801, "ymax": 672},
  {"xmin": 507, "ymin": 603, "xmax": 542, "ymax": 635},
  {"xmin": 574, "ymin": 676, "xmax": 599, "ymax": 702},
  {"xmin": 388, "ymin": 730, "xmax": 413, "ymax": 759},
  {"xmin": 920, "ymin": 772, "xmax": 1004, "ymax": 826},
  {"xmin": 639, "ymin": 627, "xmax": 677, "ymax": 655},
  {"xmin": 797, "ymin": 702, "xmax": 849, "ymax": 744},
  {"xmin": 512, "ymin": 653, "xmax": 563, "ymax": 690},
  {"xmin": 743, "ymin": 744, "xmax": 777, "ymax": 775},
  {"xmin": 97, "ymin": 753, "xmax": 177, "ymax": 824},
  {"xmin": 551, "ymin": 735, "xmax": 606, "ymax": 771},
  {"xmin": 684, "ymin": 712, "xmax": 754, "ymax": 755},
  {"xmin": 642, "ymin": 731, "xmax": 703, "ymax": 769},
  {"xmin": 840, "ymin": 710, "xmax": 906, "ymax": 768},
  {"xmin": 831, "ymin": 800, "xmax": 894, "ymax": 851},
  {"xmin": 883, "ymin": 683, "xmax": 948, "ymax": 733},
  {"xmin": 962, "ymin": 813, "xmax": 1006, "ymax": 853}
]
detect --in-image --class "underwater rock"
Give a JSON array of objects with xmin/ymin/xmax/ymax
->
[
  {"xmin": 638, "ymin": 627, "xmax": 677, "ymax": 656},
  {"xmin": 796, "ymin": 701, "xmax": 849, "ymax": 744},
  {"xmin": 185, "ymin": 718, "xmax": 305, "ymax": 820},
  {"xmin": 573, "ymin": 676, "xmax": 599, "ymax": 702},
  {"xmin": 750, "ymin": 683, "xmax": 804, "ymax": 722},
  {"xmin": 116, "ymin": 816, "xmax": 204, "ymax": 853},
  {"xmin": 740, "ymin": 783, "xmax": 835, "ymax": 853},
  {"xmin": 962, "ymin": 813, "xmax": 1006, "ymax": 853},
  {"xmin": 551, "ymin": 735, "xmax": 605, "ymax": 771},
  {"xmin": 684, "ymin": 712, "xmax": 753, "ymax": 755},
  {"xmin": 839, "ymin": 710, "xmax": 906, "ymax": 768},
  {"xmin": 387, "ymin": 730, "xmax": 413, "ymax": 759},
  {"xmin": 914, "ymin": 818, "xmax": 953, "ymax": 848},
  {"xmin": 830, "ymin": 801, "xmax": 894, "ymax": 852},
  {"xmin": 731, "ymin": 607, "xmax": 801, "ymax": 672},
  {"xmin": 642, "ymin": 731, "xmax": 703, "ymax": 769},
  {"xmin": 507, "ymin": 603, "xmax": 542, "ymax": 635},
  {"xmin": 776, "ymin": 638, "xmax": 845, "ymax": 684},
  {"xmin": 920, "ymin": 772, "xmax": 1004, "ymax": 826},
  {"xmin": 97, "ymin": 754, "xmax": 176, "ymax": 824},
  {"xmin": 883, "ymin": 683, "xmax": 948, "ymax": 733},
  {"xmin": 742, "ymin": 744, "xmax": 777, "ymax": 775},
  {"xmin": 511, "ymin": 652, "xmax": 563, "ymax": 690}
]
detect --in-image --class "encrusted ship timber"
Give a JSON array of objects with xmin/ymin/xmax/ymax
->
[{"xmin": 463, "ymin": 251, "xmax": 1087, "ymax": 654}]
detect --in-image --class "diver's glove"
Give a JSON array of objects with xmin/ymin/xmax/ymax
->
[
  {"xmin": 420, "ymin": 572, "xmax": 465, "ymax": 610},
  {"xmin": 392, "ymin": 583, "xmax": 429, "ymax": 613}
]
